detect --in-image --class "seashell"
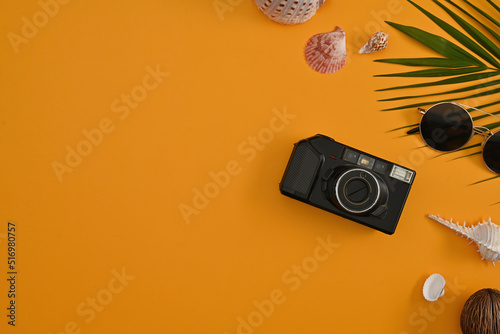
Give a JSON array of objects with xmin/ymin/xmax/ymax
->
[
  {"xmin": 254, "ymin": 0, "xmax": 325, "ymax": 25},
  {"xmin": 305, "ymin": 26, "xmax": 347, "ymax": 74},
  {"xmin": 422, "ymin": 273, "xmax": 446, "ymax": 302},
  {"xmin": 429, "ymin": 214, "xmax": 500, "ymax": 265},
  {"xmin": 359, "ymin": 31, "xmax": 389, "ymax": 54}
]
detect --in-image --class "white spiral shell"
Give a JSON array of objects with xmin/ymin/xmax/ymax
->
[
  {"xmin": 429, "ymin": 214, "xmax": 500, "ymax": 265},
  {"xmin": 254, "ymin": 0, "xmax": 325, "ymax": 25}
]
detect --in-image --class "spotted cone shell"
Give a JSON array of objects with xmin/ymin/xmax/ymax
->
[
  {"xmin": 359, "ymin": 31, "xmax": 389, "ymax": 54},
  {"xmin": 254, "ymin": 0, "xmax": 325, "ymax": 25},
  {"xmin": 429, "ymin": 214, "xmax": 500, "ymax": 265},
  {"xmin": 305, "ymin": 26, "xmax": 347, "ymax": 74}
]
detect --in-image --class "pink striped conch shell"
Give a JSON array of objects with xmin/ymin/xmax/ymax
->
[
  {"xmin": 254, "ymin": 0, "xmax": 325, "ymax": 25},
  {"xmin": 305, "ymin": 26, "xmax": 347, "ymax": 74},
  {"xmin": 429, "ymin": 214, "xmax": 500, "ymax": 265},
  {"xmin": 359, "ymin": 31, "xmax": 389, "ymax": 54}
]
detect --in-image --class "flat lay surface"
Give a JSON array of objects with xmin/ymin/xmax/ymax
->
[{"xmin": 1, "ymin": 0, "xmax": 499, "ymax": 333}]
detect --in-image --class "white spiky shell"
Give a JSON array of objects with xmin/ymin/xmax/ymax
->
[
  {"xmin": 429, "ymin": 214, "xmax": 500, "ymax": 265},
  {"xmin": 254, "ymin": 0, "xmax": 325, "ymax": 25}
]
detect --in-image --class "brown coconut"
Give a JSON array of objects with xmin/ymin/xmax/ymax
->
[{"xmin": 460, "ymin": 288, "xmax": 500, "ymax": 334}]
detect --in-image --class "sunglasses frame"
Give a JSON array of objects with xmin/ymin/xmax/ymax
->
[{"xmin": 410, "ymin": 101, "xmax": 500, "ymax": 174}]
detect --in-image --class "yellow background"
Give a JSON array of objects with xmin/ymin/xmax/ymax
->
[{"xmin": 1, "ymin": 0, "xmax": 499, "ymax": 333}]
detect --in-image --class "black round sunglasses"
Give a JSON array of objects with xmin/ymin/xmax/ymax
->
[{"xmin": 407, "ymin": 102, "xmax": 500, "ymax": 174}]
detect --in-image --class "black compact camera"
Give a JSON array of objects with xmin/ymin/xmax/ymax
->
[{"xmin": 279, "ymin": 135, "xmax": 416, "ymax": 234}]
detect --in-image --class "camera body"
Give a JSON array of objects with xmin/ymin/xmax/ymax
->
[{"xmin": 279, "ymin": 134, "xmax": 416, "ymax": 234}]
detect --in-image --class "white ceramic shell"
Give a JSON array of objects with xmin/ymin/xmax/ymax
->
[
  {"xmin": 254, "ymin": 0, "xmax": 325, "ymax": 25},
  {"xmin": 423, "ymin": 273, "xmax": 446, "ymax": 302},
  {"xmin": 429, "ymin": 214, "xmax": 500, "ymax": 265}
]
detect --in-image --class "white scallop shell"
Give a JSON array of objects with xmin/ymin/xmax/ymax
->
[
  {"xmin": 359, "ymin": 31, "xmax": 389, "ymax": 54},
  {"xmin": 254, "ymin": 0, "xmax": 325, "ymax": 25},
  {"xmin": 423, "ymin": 273, "xmax": 446, "ymax": 302},
  {"xmin": 305, "ymin": 26, "xmax": 347, "ymax": 74},
  {"xmin": 429, "ymin": 214, "xmax": 500, "ymax": 265}
]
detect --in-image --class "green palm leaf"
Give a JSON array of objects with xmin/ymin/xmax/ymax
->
[
  {"xmin": 375, "ymin": 57, "xmax": 473, "ymax": 67},
  {"xmin": 433, "ymin": 0, "xmax": 500, "ymax": 60},
  {"xmin": 378, "ymin": 0, "xmax": 500, "ymax": 190},
  {"xmin": 379, "ymin": 79, "xmax": 500, "ymax": 102},
  {"xmin": 384, "ymin": 21, "xmax": 484, "ymax": 65},
  {"xmin": 383, "ymin": 87, "xmax": 500, "ymax": 111},
  {"xmin": 484, "ymin": 121, "xmax": 500, "ymax": 129},
  {"xmin": 472, "ymin": 107, "xmax": 500, "ymax": 121},
  {"xmin": 462, "ymin": 0, "xmax": 500, "ymax": 28},
  {"xmin": 444, "ymin": 0, "xmax": 500, "ymax": 43},
  {"xmin": 376, "ymin": 71, "xmax": 500, "ymax": 91},
  {"xmin": 375, "ymin": 66, "xmax": 486, "ymax": 78},
  {"xmin": 387, "ymin": 123, "xmax": 419, "ymax": 133},
  {"xmin": 471, "ymin": 175, "xmax": 500, "ymax": 185},
  {"xmin": 476, "ymin": 99, "xmax": 500, "ymax": 109},
  {"xmin": 435, "ymin": 143, "xmax": 482, "ymax": 158},
  {"xmin": 407, "ymin": 0, "xmax": 500, "ymax": 67},
  {"xmin": 450, "ymin": 151, "xmax": 481, "ymax": 161},
  {"xmin": 485, "ymin": 0, "xmax": 500, "ymax": 13}
]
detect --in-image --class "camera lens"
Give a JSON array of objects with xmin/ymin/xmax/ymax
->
[
  {"xmin": 325, "ymin": 168, "xmax": 388, "ymax": 216},
  {"xmin": 344, "ymin": 179, "xmax": 370, "ymax": 203}
]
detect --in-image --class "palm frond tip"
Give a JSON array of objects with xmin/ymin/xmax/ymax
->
[{"xmin": 378, "ymin": 0, "xmax": 500, "ymax": 188}]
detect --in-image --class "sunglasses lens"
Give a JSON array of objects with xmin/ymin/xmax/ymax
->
[
  {"xmin": 420, "ymin": 103, "xmax": 473, "ymax": 151},
  {"xmin": 483, "ymin": 132, "xmax": 500, "ymax": 174}
]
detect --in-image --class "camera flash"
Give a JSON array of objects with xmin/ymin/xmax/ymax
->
[
  {"xmin": 390, "ymin": 165, "xmax": 414, "ymax": 184},
  {"xmin": 357, "ymin": 154, "xmax": 375, "ymax": 169}
]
